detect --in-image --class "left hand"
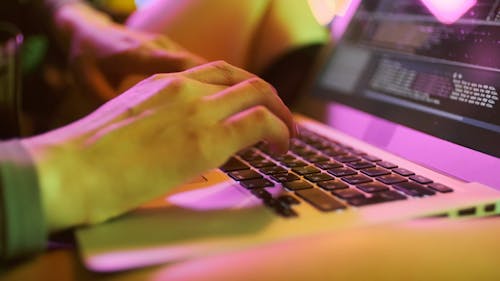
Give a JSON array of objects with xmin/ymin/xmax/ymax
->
[{"xmin": 54, "ymin": 2, "xmax": 207, "ymax": 101}]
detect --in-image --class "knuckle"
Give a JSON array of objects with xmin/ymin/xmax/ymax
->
[
  {"xmin": 157, "ymin": 77, "xmax": 187, "ymax": 99},
  {"xmin": 167, "ymin": 77, "xmax": 186, "ymax": 89},
  {"xmin": 211, "ymin": 60, "xmax": 235, "ymax": 82},
  {"xmin": 251, "ymin": 105, "xmax": 271, "ymax": 122},
  {"xmin": 211, "ymin": 60, "xmax": 231, "ymax": 69},
  {"xmin": 186, "ymin": 102, "xmax": 203, "ymax": 118},
  {"xmin": 149, "ymin": 73, "xmax": 167, "ymax": 81},
  {"xmin": 247, "ymin": 77, "xmax": 276, "ymax": 96}
]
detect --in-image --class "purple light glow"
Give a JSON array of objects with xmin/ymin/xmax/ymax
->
[
  {"xmin": 325, "ymin": 103, "xmax": 500, "ymax": 189},
  {"xmin": 330, "ymin": 0, "xmax": 361, "ymax": 40},
  {"xmin": 87, "ymin": 244, "xmax": 218, "ymax": 272},
  {"xmin": 420, "ymin": 0, "xmax": 477, "ymax": 24},
  {"xmin": 167, "ymin": 182, "xmax": 262, "ymax": 211}
]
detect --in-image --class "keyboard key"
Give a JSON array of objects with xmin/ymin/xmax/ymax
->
[
  {"xmin": 323, "ymin": 147, "xmax": 348, "ymax": 157},
  {"xmin": 237, "ymin": 148, "xmax": 255, "ymax": 155},
  {"xmin": 356, "ymin": 182, "xmax": 389, "ymax": 193},
  {"xmin": 262, "ymin": 198, "xmax": 285, "ymax": 209},
  {"xmin": 304, "ymin": 173, "xmax": 335, "ymax": 182},
  {"xmin": 318, "ymin": 180, "xmax": 348, "ymax": 191},
  {"xmin": 328, "ymin": 167, "xmax": 357, "ymax": 177},
  {"xmin": 242, "ymin": 154, "xmax": 264, "ymax": 161},
  {"xmin": 259, "ymin": 166, "xmax": 287, "ymax": 175},
  {"xmin": 238, "ymin": 149, "xmax": 264, "ymax": 161},
  {"xmin": 295, "ymin": 189, "xmax": 346, "ymax": 212},
  {"xmin": 255, "ymin": 142, "xmax": 270, "ymax": 153},
  {"xmin": 271, "ymin": 173, "xmax": 300, "ymax": 183},
  {"xmin": 334, "ymin": 155, "xmax": 361, "ymax": 163},
  {"xmin": 377, "ymin": 190, "xmax": 407, "ymax": 201},
  {"xmin": 228, "ymin": 169, "xmax": 262, "ymax": 181},
  {"xmin": 362, "ymin": 154, "xmax": 381, "ymax": 162},
  {"xmin": 393, "ymin": 181, "xmax": 435, "ymax": 197},
  {"xmin": 251, "ymin": 188, "xmax": 272, "ymax": 200},
  {"xmin": 348, "ymin": 190, "xmax": 406, "ymax": 206},
  {"xmin": 292, "ymin": 166, "xmax": 321, "ymax": 175},
  {"xmin": 427, "ymin": 183, "xmax": 453, "ymax": 193},
  {"xmin": 240, "ymin": 178, "xmax": 274, "ymax": 189},
  {"xmin": 282, "ymin": 159, "xmax": 308, "ymax": 168},
  {"xmin": 293, "ymin": 147, "xmax": 317, "ymax": 157},
  {"xmin": 377, "ymin": 174, "xmax": 407, "ymax": 184},
  {"xmin": 301, "ymin": 132, "xmax": 323, "ymax": 142},
  {"xmin": 315, "ymin": 160, "xmax": 343, "ymax": 170},
  {"xmin": 248, "ymin": 159, "xmax": 275, "ymax": 168},
  {"xmin": 283, "ymin": 180, "xmax": 313, "ymax": 191},
  {"xmin": 302, "ymin": 154, "xmax": 329, "ymax": 163},
  {"xmin": 347, "ymin": 161, "xmax": 375, "ymax": 170},
  {"xmin": 377, "ymin": 161, "xmax": 398, "ymax": 169},
  {"xmin": 361, "ymin": 167, "xmax": 390, "ymax": 177},
  {"xmin": 272, "ymin": 153, "xmax": 296, "ymax": 162},
  {"xmin": 332, "ymin": 188, "xmax": 365, "ymax": 200},
  {"xmin": 342, "ymin": 174, "xmax": 372, "ymax": 185},
  {"xmin": 348, "ymin": 196, "xmax": 384, "ymax": 206},
  {"xmin": 410, "ymin": 175, "xmax": 433, "ymax": 184},
  {"xmin": 393, "ymin": 168, "xmax": 415, "ymax": 176},
  {"xmin": 275, "ymin": 206, "xmax": 298, "ymax": 218},
  {"xmin": 220, "ymin": 157, "xmax": 249, "ymax": 172},
  {"xmin": 308, "ymin": 140, "xmax": 334, "ymax": 150},
  {"xmin": 278, "ymin": 195, "xmax": 301, "ymax": 205},
  {"xmin": 346, "ymin": 148, "xmax": 366, "ymax": 155}
]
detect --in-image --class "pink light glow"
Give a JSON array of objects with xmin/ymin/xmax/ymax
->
[
  {"xmin": 86, "ymin": 244, "xmax": 217, "ymax": 272},
  {"xmin": 330, "ymin": 0, "xmax": 361, "ymax": 40},
  {"xmin": 420, "ymin": 0, "xmax": 477, "ymax": 24},
  {"xmin": 167, "ymin": 182, "xmax": 262, "ymax": 211}
]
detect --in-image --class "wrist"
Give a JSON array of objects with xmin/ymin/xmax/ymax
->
[{"xmin": 21, "ymin": 135, "xmax": 88, "ymax": 232}]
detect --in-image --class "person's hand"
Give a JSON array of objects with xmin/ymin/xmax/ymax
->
[
  {"xmin": 53, "ymin": 2, "xmax": 206, "ymax": 101},
  {"xmin": 22, "ymin": 61, "xmax": 296, "ymax": 232}
]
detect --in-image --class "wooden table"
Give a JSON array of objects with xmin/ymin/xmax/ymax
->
[{"xmin": 2, "ymin": 217, "xmax": 500, "ymax": 281}]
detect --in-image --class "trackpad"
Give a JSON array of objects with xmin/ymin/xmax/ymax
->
[{"xmin": 167, "ymin": 181, "xmax": 261, "ymax": 211}]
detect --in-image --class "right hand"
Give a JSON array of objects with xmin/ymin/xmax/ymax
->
[{"xmin": 23, "ymin": 61, "xmax": 296, "ymax": 232}]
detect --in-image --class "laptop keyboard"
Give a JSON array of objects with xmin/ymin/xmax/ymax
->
[{"xmin": 220, "ymin": 127, "xmax": 453, "ymax": 218}]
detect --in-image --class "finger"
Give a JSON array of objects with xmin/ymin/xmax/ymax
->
[
  {"xmin": 205, "ymin": 77, "xmax": 296, "ymax": 138},
  {"xmin": 116, "ymin": 49, "xmax": 203, "ymax": 76},
  {"xmin": 75, "ymin": 56, "xmax": 117, "ymax": 101},
  {"xmin": 220, "ymin": 106, "xmax": 290, "ymax": 155},
  {"xmin": 182, "ymin": 60, "xmax": 257, "ymax": 86}
]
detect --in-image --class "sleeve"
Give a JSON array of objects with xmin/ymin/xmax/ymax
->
[{"xmin": 0, "ymin": 139, "xmax": 47, "ymax": 260}]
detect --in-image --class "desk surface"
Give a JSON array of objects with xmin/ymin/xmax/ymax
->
[{"xmin": 2, "ymin": 217, "xmax": 500, "ymax": 281}]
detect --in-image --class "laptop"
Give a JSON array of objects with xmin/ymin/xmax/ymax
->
[{"xmin": 76, "ymin": 0, "xmax": 500, "ymax": 272}]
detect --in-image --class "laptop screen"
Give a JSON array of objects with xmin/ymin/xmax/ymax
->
[{"xmin": 314, "ymin": 0, "xmax": 500, "ymax": 158}]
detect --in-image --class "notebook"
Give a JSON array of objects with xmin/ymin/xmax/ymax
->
[{"xmin": 77, "ymin": 0, "xmax": 500, "ymax": 272}]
